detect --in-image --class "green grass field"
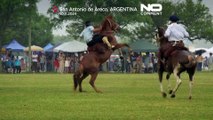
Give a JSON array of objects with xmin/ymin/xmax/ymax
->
[{"xmin": 0, "ymin": 72, "xmax": 213, "ymax": 120}]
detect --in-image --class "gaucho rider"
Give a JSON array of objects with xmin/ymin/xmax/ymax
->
[
  {"xmin": 80, "ymin": 20, "xmax": 114, "ymax": 51},
  {"xmin": 159, "ymin": 15, "xmax": 189, "ymax": 64}
]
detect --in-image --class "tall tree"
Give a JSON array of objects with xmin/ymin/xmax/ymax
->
[
  {"xmin": 49, "ymin": 0, "xmax": 152, "ymax": 40},
  {"xmin": 175, "ymin": 0, "xmax": 213, "ymax": 42},
  {"xmin": 0, "ymin": 0, "xmax": 53, "ymax": 48},
  {"xmin": 49, "ymin": 0, "xmax": 213, "ymax": 42},
  {"xmin": 0, "ymin": 0, "xmax": 24, "ymax": 48}
]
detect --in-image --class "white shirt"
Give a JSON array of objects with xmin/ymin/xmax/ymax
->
[
  {"xmin": 32, "ymin": 54, "xmax": 38, "ymax": 62},
  {"xmin": 65, "ymin": 60, "xmax": 70, "ymax": 67},
  {"xmin": 80, "ymin": 26, "xmax": 94, "ymax": 43},
  {"xmin": 164, "ymin": 23, "xmax": 189, "ymax": 41}
]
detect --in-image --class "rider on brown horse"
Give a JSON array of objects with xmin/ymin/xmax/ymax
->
[
  {"xmin": 74, "ymin": 16, "xmax": 129, "ymax": 93},
  {"xmin": 80, "ymin": 19, "xmax": 115, "ymax": 51},
  {"xmin": 158, "ymin": 15, "xmax": 189, "ymax": 65}
]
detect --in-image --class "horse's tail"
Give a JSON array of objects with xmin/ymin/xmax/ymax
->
[
  {"xmin": 73, "ymin": 64, "xmax": 84, "ymax": 91},
  {"xmin": 183, "ymin": 55, "xmax": 197, "ymax": 68}
]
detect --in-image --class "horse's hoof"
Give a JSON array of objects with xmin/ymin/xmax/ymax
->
[
  {"xmin": 162, "ymin": 92, "xmax": 167, "ymax": 98},
  {"xmin": 171, "ymin": 94, "xmax": 176, "ymax": 98},
  {"xmin": 188, "ymin": 96, "xmax": 192, "ymax": 100},
  {"xmin": 96, "ymin": 90, "xmax": 103, "ymax": 93},
  {"xmin": 79, "ymin": 89, "xmax": 86, "ymax": 92},
  {"xmin": 169, "ymin": 90, "xmax": 173, "ymax": 94}
]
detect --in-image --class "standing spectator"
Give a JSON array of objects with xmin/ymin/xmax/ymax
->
[
  {"xmin": 58, "ymin": 51, "xmax": 65, "ymax": 73},
  {"xmin": 126, "ymin": 56, "xmax": 131, "ymax": 73},
  {"xmin": 14, "ymin": 56, "xmax": 21, "ymax": 73},
  {"xmin": 203, "ymin": 56, "xmax": 208, "ymax": 70},
  {"xmin": 32, "ymin": 52, "xmax": 38, "ymax": 72},
  {"xmin": 144, "ymin": 52, "xmax": 150, "ymax": 73},
  {"xmin": 196, "ymin": 53, "xmax": 204, "ymax": 71},
  {"xmin": 53, "ymin": 57, "xmax": 59, "ymax": 72},
  {"xmin": 64, "ymin": 57, "xmax": 70, "ymax": 73},
  {"xmin": 20, "ymin": 58, "xmax": 26, "ymax": 71},
  {"xmin": 40, "ymin": 53, "xmax": 45, "ymax": 72},
  {"xmin": 1, "ymin": 54, "xmax": 6, "ymax": 72},
  {"xmin": 8, "ymin": 50, "xmax": 14, "ymax": 61},
  {"xmin": 208, "ymin": 53, "xmax": 213, "ymax": 71},
  {"xmin": 5, "ymin": 58, "xmax": 12, "ymax": 73},
  {"xmin": 7, "ymin": 50, "xmax": 15, "ymax": 73},
  {"xmin": 135, "ymin": 55, "xmax": 142, "ymax": 73}
]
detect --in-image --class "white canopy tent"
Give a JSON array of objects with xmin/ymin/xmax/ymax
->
[
  {"xmin": 189, "ymin": 47, "xmax": 209, "ymax": 52},
  {"xmin": 53, "ymin": 40, "xmax": 87, "ymax": 53},
  {"xmin": 207, "ymin": 46, "xmax": 213, "ymax": 53},
  {"xmin": 202, "ymin": 46, "xmax": 213, "ymax": 57}
]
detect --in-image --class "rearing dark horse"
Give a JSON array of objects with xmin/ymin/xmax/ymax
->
[
  {"xmin": 73, "ymin": 16, "xmax": 130, "ymax": 93},
  {"xmin": 156, "ymin": 27, "xmax": 197, "ymax": 99}
]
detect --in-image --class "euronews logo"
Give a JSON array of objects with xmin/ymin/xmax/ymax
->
[{"xmin": 140, "ymin": 4, "xmax": 162, "ymax": 15}]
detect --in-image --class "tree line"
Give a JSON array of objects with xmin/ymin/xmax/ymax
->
[
  {"xmin": 50, "ymin": 0, "xmax": 213, "ymax": 43},
  {"xmin": 0, "ymin": 0, "xmax": 213, "ymax": 49},
  {"xmin": 0, "ymin": 0, "xmax": 53, "ymax": 48}
]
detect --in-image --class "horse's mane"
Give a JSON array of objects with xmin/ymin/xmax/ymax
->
[
  {"xmin": 157, "ymin": 27, "xmax": 168, "ymax": 45},
  {"xmin": 100, "ymin": 16, "xmax": 114, "ymax": 32}
]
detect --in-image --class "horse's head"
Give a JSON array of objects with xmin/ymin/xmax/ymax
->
[
  {"xmin": 155, "ymin": 27, "xmax": 168, "ymax": 46},
  {"xmin": 101, "ymin": 15, "xmax": 119, "ymax": 33}
]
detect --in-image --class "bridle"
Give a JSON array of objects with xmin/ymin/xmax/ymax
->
[{"xmin": 106, "ymin": 18, "xmax": 119, "ymax": 32}]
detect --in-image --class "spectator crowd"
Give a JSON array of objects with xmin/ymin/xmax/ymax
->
[{"xmin": 1, "ymin": 50, "xmax": 213, "ymax": 74}]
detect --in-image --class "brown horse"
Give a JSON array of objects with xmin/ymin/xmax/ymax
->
[
  {"xmin": 156, "ymin": 27, "xmax": 197, "ymax": 99},
  {"xmin": 73, "ymin": 16, "xmax": 130, "ymax": 93}
]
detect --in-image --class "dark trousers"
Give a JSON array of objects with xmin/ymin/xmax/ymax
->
[
  {"xmin": 87, "ymin": 34, "xmax": 104, "ymax": 47},
  {"xmin": 40, "ymin": 63, "xmax": 45, "ymax": 71},
  {"xmin": 32, "ymin": 62, "xmax": 38, "ymax": 72},
  {"xmin": 16, "ymin": 66, "xmax": 21, "ymax": 73}
]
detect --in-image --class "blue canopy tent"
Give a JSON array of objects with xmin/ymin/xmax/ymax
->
[
  {"xmin": 6, "ymin": 39, "xmax": 25, "ymax": 51},
  {"xmin": 43, "ymin": 43, "xmax": 54, "ymax": 52}
]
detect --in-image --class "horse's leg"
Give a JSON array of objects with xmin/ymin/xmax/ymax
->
[
  {"xmin": 78, "ymin": 73, "xmax": 89, "ymax": 92},
  {"xmin": 188, "ymin": 74, "xmax": 194, "ymax": 100},
  {"xmin": 187, "ymin": 68, "xmax": 195, "ymax": 99},
  {"xmin": 73, "ymin": 71, "xmax": 80, "ymax": 91},
  {"xmin": 171, "ymin": 65, "xmax": 182, "ymax": 98},
  {"xmin": 73, "ymin": 64, "xmax": 84, "ymax": 92},
  {"xmin": 158, "ymin": 64, "xmax": 166, "ymax": 97},
  {"xmin": 89, "ymin": 72, "xmax": 102, "ymax": 93},
  {"xmin": 166, "ymin": 73, "xmax": 172, "ymax": 94}
]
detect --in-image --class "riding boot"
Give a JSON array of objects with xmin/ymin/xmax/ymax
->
[{"xmin": 102, "ymin": 36, "xmax": 113, "ymax": 49}]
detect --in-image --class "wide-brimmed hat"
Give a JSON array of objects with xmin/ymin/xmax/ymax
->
[{"xmin": 169, "ymin": 15, "xmax": 179, "ymax": 22}]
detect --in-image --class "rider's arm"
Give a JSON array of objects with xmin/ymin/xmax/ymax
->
[
  {"xmin": 93, "ymin": 26, "xmax": 102, "ymax": 33},
  {"xmin": 183, "ymin": 28, "xmax": 189, "ymax": 38},
  {"xmin": 164, "ymin": 27, "xmax": 171, "ymax": 38},
  {"xmin": 80, "ymin": 29, "xmax": 84, "ymax": 37}
]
